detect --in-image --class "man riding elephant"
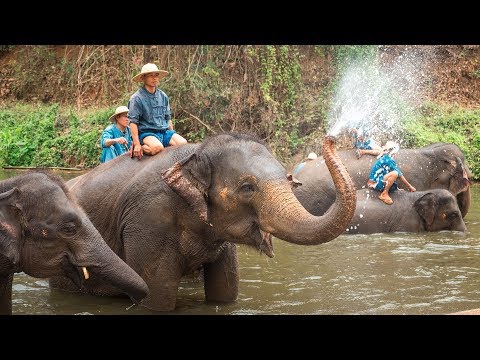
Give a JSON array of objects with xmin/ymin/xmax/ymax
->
[{"xmin": 50, "ymin": 133, "xmax": 356, "ymax": 312}]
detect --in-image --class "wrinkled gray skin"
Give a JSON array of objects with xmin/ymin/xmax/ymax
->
[
  {"xmin": 50, "ymin": 133, "xmax": 356, "ymax": 311},
  {"xmin": 294, "ymin": 143, "xmax": 471, "ymax": 218},
  {"xmin": 346, "ymin": 188, "xmax": 466, "ymax": 234},
  {"xmin": 0, "ymin": 171, "xmax": 148, "ymax": 315}
]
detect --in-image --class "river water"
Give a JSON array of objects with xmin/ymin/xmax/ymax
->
[{"xmin": 2, "ymin": 169, "xmax": 480, "ymax": 315}]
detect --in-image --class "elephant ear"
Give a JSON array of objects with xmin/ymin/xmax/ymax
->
[
  {"xmin": 0, "ymin": 188, "xmax": 23, "ymax": 266},
  {"xmin": 413, "ymin": 192, "xmax": 437, "ymax": 227},
  {"xmin": 449, "ymin": 157, "xmax": 471, "ymax": 195},
  {"xmin": 162, "ymin": 153, "xmax": 211, "ymax": 224}
]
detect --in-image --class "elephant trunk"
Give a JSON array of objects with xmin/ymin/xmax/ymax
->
[
  {"xmin": 450, "ymin": 156, "xmax": 471, "ymax": 218},
  {"xmin": 72, "ymin": 224, "xmax": 149, "ymax": 303},
  {"xmin": 258, "ymin": 136, "xmax": 356, "ymax": 245}
]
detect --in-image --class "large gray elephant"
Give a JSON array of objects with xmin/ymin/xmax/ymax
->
[
  {"xmin": 346, "ymin": 188, "xmax": 466, "ymax": 234},
  {"xmin": 294, "ymin": 142, "xmax": 471, "ymax": 217},
  {"xmin": 0, "ymin": 171, "xmax": 149, "ymax": 315},
  {"xmin": 50, "ymin": 133, "xmax": 356, "ymax": 311}
]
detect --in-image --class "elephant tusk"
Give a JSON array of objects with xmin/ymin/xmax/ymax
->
[{"xmin": 82, "ymin": 266, "xmax": 90, "ymax": 280}]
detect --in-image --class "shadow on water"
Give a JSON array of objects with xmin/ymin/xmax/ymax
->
[{"xmin": 2, "ymin": 169, "xmax": 480, "ymax": 315}]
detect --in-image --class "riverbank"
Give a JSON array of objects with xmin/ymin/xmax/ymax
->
[{"xmin": 1, "ymin": 46, "xmax": 479, "ymax": 178}]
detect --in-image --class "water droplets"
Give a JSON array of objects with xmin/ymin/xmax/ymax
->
[{"xmin": 327, "ymin": 46, "xmax": 430, "ymax": 145}]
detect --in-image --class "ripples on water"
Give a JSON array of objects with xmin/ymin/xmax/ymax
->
[{"xmin": 4, "ymin": 169, "xmax": 480, "ymax": 315}]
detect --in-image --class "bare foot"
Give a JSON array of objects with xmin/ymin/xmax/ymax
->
[{"xmin": 379, "ymin": 193, "xmax": 393, "ymax": 205}]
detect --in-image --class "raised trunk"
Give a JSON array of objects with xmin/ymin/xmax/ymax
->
[
  {"xmin": 451, "ymin": 156, "xmax": 471, "ymax": 218},
  {"xmin": 258, "ymin": 136, "xmax": 356, "ymax": 245},
  {"xmin": 457, "ymin": 189, "xmax": 471, "ymax": 218}
]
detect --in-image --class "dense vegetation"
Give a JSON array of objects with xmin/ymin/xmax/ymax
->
[{"xmin": 1, "ymin": 45, "xmax": 479, "ymax": 178}]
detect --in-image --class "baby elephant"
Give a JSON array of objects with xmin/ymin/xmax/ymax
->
[
  {"xmin": 0, "ymin": 170, "xmax": 148, "ymax": 315},
  {"xmin": 346, "ymin": 188, "xmax": 466, "ymax": 234}
]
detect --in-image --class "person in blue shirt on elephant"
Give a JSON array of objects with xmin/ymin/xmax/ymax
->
[
  {"xmin": 293, "ymin": 152, "xmax": 317, "ymax": 175},
  {"xmin": 350, "ymin": 128, "xmax": 382, "ymax": 159},
  {"xmin": 128, "ymin": 63, "xmax": 187, "ymax": 160},
  {"xmin": 367, "ymin": 141, "xmax": 416, "ymax": 204},
  {"xmin": 100, "ymin": 106, "xmax": 132, "ymax": 163}
]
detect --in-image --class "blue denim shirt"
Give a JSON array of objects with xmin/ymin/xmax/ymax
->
[
  {"xmin": 127, "ymin": 86, "xmax": 171, "ymax": 133},
  {"xmin": 100, "ymin": 124, "xmax": 132, "ymax": 163},
  {"xmin": 368, "ymin": 154, "xmax": 403, "ymax": 183},
  {"xmin": 353, "ymin": 132, "xmax": 376, "ymax": 150}
]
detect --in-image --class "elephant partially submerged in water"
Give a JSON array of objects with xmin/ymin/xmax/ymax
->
[
  {"xmin": 294, "ymin": 143, "xmax": 471, "ymax": 217},
  {"xmin": 50, "ymin": 133, "xmax": 356, "ymax": 311},
  {"xmin": 0, "ymin": 171, "xmax": 148, "ymax": 315},
  {"xmin": 346, "ymin": 188, "xmax": 466, "ymax": 234}
]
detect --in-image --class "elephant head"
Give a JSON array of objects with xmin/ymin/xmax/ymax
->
[
  {"xmin": 0, "ymin": 171, "xmax": 148, "ymax": 314},
  {"xmin": 162, "ymin": 134, "xmax": 357, "ymax": 249},
  {"xmin": 413, "ymin": 190, "xmax": 466, "ymax": 232},
  {"xmin": 431, "ymin": 155, "xmax": 471, "ymax": 217}
]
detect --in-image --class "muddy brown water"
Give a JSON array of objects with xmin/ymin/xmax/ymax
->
[{"xmin": 2, "ymin": 169, "xmax": 479, "ymax": 315}]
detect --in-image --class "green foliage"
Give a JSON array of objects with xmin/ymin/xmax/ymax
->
[
  {"xmin": 252, "ymin": 46, "xmax": 304, "ymax": 161},
  {"xmin": 332, "ymin": 45, "xmax": 378, "ymax": 72},
  {"xmin": 256, "ymin": 45, "xmax": 301, "ymax": 111},
  {"xmin": 473, "ymin": 67, "xmax": 480, "ymax": 78},
  {"xmin": 0, "ymin": 103, "xmax": 107, "ymax": 168},
  {"xmin": 0, "ymin": 45, "xmax": 14, "ymax": 55},
  {"xmin": 403, "ymin": 103, "xmax": 480, "ymax": 179}
]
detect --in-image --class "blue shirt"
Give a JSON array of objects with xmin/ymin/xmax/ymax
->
[
  {"xmin": 353, "ymin": 132, "xmax": 375, "ymax": 150},
  {"xmin": 127, "ymin": 86, "xmax": 171, "ymax": 133},
  {"xmin": 100, "ymin": 124, "xmax": 132, "ymax": 163},
  {"xmin": 293, "ymin": 162, "xmax": 306, "ymax": 175},
  {"xmin": 368, "ymin": 154, "xmax": 403, "ymax": 184}
]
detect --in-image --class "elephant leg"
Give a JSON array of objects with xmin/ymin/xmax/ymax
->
[
  {"xmin": 203, "ymin": 242, "xmax": 239, "ymax": 302},
  {"xmin": 0, "ymin": 273, "xmax": 13, "ymax": 315},
  {"xmin": 139, "ymin": 259, "xmax": 183, "ymax": 312}
]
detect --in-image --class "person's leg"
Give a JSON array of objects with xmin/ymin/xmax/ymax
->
[
  {"xmin": 361, "ymin": 149, "xmax": 382, "ymax": 156},
  {"xmin": 169, "ymin": 133, "xmax": 188, "ymax": 146},
  {"xmin": 163, "ymin": 130, "xmax": 187, "ymax": 147},
  {"xmin": 142, "ymin": 135, "xmax": 164, "ymax": 155},
  {"xmin": 379, "ymin": 171, "xmax": 399, "ymax": 204}
]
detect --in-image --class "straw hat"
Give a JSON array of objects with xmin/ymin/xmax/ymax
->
[
  {"xmin": 382, "ymin": 141, "xmax": 400, "ymax": 156},
  {"xmin": 109, "ymin": 106, "xmax": 129, "ymax": 122},
  {"xmin": 307, "ymin": 152, "xmax": 318, "ymax": 160},
  {"xmin": 132, "ymin": 63, "xmax": 168, "ymax": 82}
]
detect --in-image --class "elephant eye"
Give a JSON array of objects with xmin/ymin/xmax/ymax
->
[
  {"xmin": 240, "ymin": 182, "xmax": 255, "ymax": 194},
  {"xmin": 447, "ymin": 212, "xmax": 458, "ymax": 220}
]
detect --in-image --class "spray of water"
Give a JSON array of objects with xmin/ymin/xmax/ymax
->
[{"xmin": 327, "ymin": 46, "xmax": 429, "ymax": 147}]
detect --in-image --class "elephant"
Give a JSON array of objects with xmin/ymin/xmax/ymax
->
[
  {"xmin": 0, "ymin": 171, "xmax": 149, "ymax": 315},
  {"xmin": 49, "ymin": 133, "xmax": 356, "ymax": 311},
  {"xmin": 293, "ymin": 142, "xmax": 471, "ymax": 218},
  {"xmin": 345, "ymin": 188, "xmax": 466, "ymax": 234}
]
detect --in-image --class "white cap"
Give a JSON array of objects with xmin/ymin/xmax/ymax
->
[
  {"xmin": 382, "ymin": 141, "xmax": 399, "ymax": 155},
  {"xmin": 108, "ymin": 105, "xmax": 129, "ymax": 122}
]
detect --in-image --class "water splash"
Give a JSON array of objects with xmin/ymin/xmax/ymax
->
[{"xmin": 327, "ymin": 46, "xmax": 428, "ymax": 147}]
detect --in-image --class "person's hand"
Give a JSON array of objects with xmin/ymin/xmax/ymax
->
[
  {"xmin": 116, "ymin": 137, "xmax": 128, "ymax": 145},
  {"xmin": 130, "ymin": 143, "xmax": 143, "ymax": 160},
  {"xmin": 409, "ymin": 185, "xmax": 416, "ymax": 192}
]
